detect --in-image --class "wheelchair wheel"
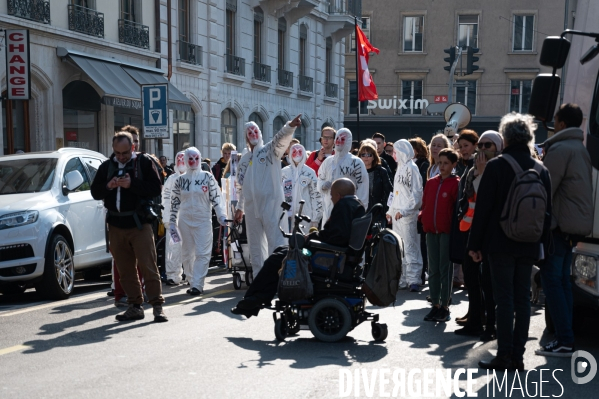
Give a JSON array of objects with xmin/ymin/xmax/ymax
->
[
  {"xmin": 274, "ymin": 318, "xmax": 287, "ymax": 341},
  {"xmin": 233, "ymin": 273, "xmax": 242, "ymax": 290},
  {"xmin": 308, "ymin": 298, "xmax": 352, "ymax": 342},
  {"xmin": 371, "ymin": 322, "xmax": 388, "ymax": 342},
  {"xmin": 245, "ymin": 272, "xmax": 253, "ymax": 286}
]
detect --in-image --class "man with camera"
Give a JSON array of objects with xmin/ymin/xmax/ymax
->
[{"xmin": 91, "ymin": 132, "xmax": 167, "ymax": 322}]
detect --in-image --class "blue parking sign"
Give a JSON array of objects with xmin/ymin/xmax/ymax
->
[{"xmin": 142, "ymin": 84, "xmax": 169, "ymax": 138}]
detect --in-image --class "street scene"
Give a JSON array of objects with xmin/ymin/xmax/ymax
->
[{"xmin": 2, "ymin": 0, "xmax": 599, "ymax": 398}]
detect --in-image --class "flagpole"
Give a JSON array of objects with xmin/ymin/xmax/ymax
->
[{"xmin": 354, "ymin": 15, "xmax": 361, "ymax": 141}]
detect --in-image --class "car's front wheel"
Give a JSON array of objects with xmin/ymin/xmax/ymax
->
[{"xmin": 35, "ymin": 235, "xmax": 75, "ymax": 300}]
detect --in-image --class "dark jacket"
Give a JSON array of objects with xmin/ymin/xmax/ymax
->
[
  {"xmin": 91, "ymin": 153, "xmax": 162, "ymax": 229},
  {"xmin": 212, "ymin": 158, "xmax": 228, "ymax": 186},
  {"xmin": 420, "ymin": 175, "xmax": 460, "ymax": 234},
  {"xmin": 449, "ymin": 158, "xmax": 474, "ymax": 263},
  {"xmin": 312, "ymin": 195, "xmax": 366, "ymax": 247},
  {"xmin": 381, "ymin": 151, "xmax": 397, "ymax": 175},
  {"xmin": 414, "ymin": 158, "xmax": 430, "ymax": 189},
  {"xmin": 467, "ymin": 144, "xmax": 552, "ymax": 260},
  {"xmin": 367, "ymin": 165, "xmax": 392, "ymax": 213}
]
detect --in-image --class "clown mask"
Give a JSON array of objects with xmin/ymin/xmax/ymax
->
[
  {"xmin": 291, "ymin": 144, "xmax": 305, "ymax": 164},
  {"xmin": 185, "ymin": 147, "xmax": 201, "ymax": 170},
  {"xmin": 246, "ymin": 124, "xmax": 261, "ymax": 146},
  {"xmin": 175, "ymin": 151, "xmax": 187, "ymax": 174},
  {"xmin": 335, "ymin": 132, "xmax": 350, "ymax": 153}
]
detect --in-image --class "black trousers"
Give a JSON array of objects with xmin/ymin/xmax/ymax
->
[
  {"xmin": 480, "ymin": 260, "xmax": 496, "ymax": 331},
  {"xmin": 245, "ymin": 246, "xmax": 288, "ymax": 302},
  {"xmin": 462, "ymin": 247, "xmax": 483, "ymax": 328}
]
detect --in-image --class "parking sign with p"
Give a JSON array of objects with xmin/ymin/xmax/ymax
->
[{"xmin": 142, "ymin": 84, "xmax": 169, "ymax": 138}]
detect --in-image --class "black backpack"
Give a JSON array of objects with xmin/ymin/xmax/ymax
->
[{"xmin": 362, "ymin": 228, "xmax": 403, "ymax": 307}]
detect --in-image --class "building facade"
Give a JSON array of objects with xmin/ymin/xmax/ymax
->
[
  {"xmin": 343, "ymin": 0, "xmax": 575, "ymax": 143},
  {"xmin": 1, "ymin": 0, "xmax": 356, "ymax": 161}
]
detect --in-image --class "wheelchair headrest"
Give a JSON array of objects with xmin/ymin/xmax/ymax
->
[{"xmin": 348, "ymin": 212, "xmax": 373, "ymax": 251}]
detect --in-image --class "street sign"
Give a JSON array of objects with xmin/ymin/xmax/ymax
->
[
  {"xmin": 434, "ymin": 95, "xmax": 448, "ymax": 103},
  {"xmin": 142, "ymin": 84, "xmax": 169, "ymax": 138}
]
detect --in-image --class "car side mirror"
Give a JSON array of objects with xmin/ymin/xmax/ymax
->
[
  {"xmin": 528, "ymin": 74, "xmax": 561, "ymax": 122},
  {"xmin": 63, "ymin": 170, "xmax": 84, "ymax": 195}
]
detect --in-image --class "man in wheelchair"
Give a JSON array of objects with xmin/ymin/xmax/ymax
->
[{"xmin": 231, "ymin": 178, "xmax": 365, "ymax": 318}]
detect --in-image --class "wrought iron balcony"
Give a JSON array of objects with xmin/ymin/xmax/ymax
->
[
  {"xmin": 299, "ymin": 75, "xmax": 313, "ymax": 93},
  {"xmin": 67, "ymin": 5, "xmax": 104, "ymax": 38},
  {"xmin": 253, "ymin": 62, "xmax": 271, "ymax": 83},
  {"xmin": 179, "ymin": 40, "xmax": 202, "ymax": 66},
  {"xmin": 8, "ymin": 0, "xmax": 51, "ymax": 24},
  {"xmin": 118, "ymin": 19, "xmax": 150, "ymax": 49},
  {"xmin": 325, "ymin": 82, "xmax": 338, "ymax": 98},
  {"xmin": 327, "ymin": 0, "xmax": 361, "ymax": 17},
  {"xmin": 278, "ymin": 69, "xmax": 293, "ymax": 88},
  {"xmin": 225, "ymin": 54, "xmax": 245, "ymax": 76}
]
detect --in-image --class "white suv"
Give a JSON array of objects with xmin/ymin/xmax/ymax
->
[{"xmin": 0, "ymin": 148, "xmax": 112, "ymax": 299}]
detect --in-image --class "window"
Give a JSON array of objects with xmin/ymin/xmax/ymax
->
[
  {"xmin": 179, "ymin": 0, "xmax": 189, "ymax": 43},
  {"xmin": 221, "ymin": 109, "xmax": 237, "ymax": 147},
  {"xmin": 273, "ymin": 116, "xmax": 286, "ymax": 134},
  {"xmin": 278, "ymin": 18, "xmax": 287, "ymax": 70},
  {"xmin": 2, "ymin": 95, "xmax": 30, "ymax": 155},
  {"xmin": 458, "ymin": 15, "xmax": 478, "ymax": 48},
  {"xmin": 253, "ymin": 8, "xmax": 263, "ymax": 64},
  {"xmin": 513, "ymin": 15, "xmax": 534, "ymax": 51},
  {"xmin": 349, "ymin": 81, "xmax": 368, "ymax": 115},
  {"xmin": 173, "ymin": 110, "xmax": 195, "ymax": 153},
  {"xmin": 249, "ymin": 112, "xmax": 263, "ymax": 134},
  {"xmin": 510, "ymin": 80, "xmax": 532, "ymax": 113},
  {"xmin": 456, "ymin": 80, "xmax": 477, "ymax": 115},
  {"xmin": 120, "ymin": 0, "xmax": 141, "ymax": 23},
  {"xmin": 63, "ymin": 157, "xmax": 91, "ymax": 192},
  {"xmin": 299, "ymin": 24, "xmax": 308, "ymax": 77},
  {"xmin": 81, "ymin": 157, "xmax": 103, "ymax": 182},
  {"xmin": 403, "ymin": 16, "xmax": 424, "ymax": 52},
  {"xmin": 296, "ymin": 122, "xmax": 306, "ymax": 145},
  {"xmin": 401, "ymin": 80, "xmax": 423, "ymax": 115},
  {"xmin": 325, "ymin": 37, "xmax": 333, "ymax": 83},
  {"xmin": 63, "ymin": 109, "xmax": 99, "ymax": 151},
  {"xmin": 71, "ymin": 0, "xmax": 96, "ymax": 8},
  {"xmin": 350, "ymin": 17, "xmax": 370, "ymax": 52},
  {"xmin": 226, "ymin": 8, "xmax": 235, "ymax": 56}
]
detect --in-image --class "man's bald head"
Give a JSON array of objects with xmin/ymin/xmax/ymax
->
[{"xmin": 331, "ymin": 178, "xmax": 356, "ymax": 204}]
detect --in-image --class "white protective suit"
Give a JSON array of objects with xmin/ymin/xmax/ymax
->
[
  {"xmin": 170, "ymin": 147, "xmax": 227, "ymax": 292},
  {"xmin": 317, "ymin": 128, "xmax": 369, "ymax": 221},
  {"xmin": 387, "ymin": 139, "xmax": 424, "ymax": 286},
  {"xmin": 236, "ymin": 120, "xmax": 296, "ymax": 277},
  {"xmin": 162, "ymin": 151, "xmax": 186, "ymax": 283},
  {"xmin": 281, "ymin": 144, "xmax": 323, "ymax": 232}
]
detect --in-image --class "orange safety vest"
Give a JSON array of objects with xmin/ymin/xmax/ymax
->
[{"xmin": 459, "ymin": 193, "xmax": 476, "ymax": 232}]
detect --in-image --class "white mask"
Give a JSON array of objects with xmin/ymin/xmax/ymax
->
[{"xmin": 185, "ymin": 147, "xmax": 201, "ymax": 170}]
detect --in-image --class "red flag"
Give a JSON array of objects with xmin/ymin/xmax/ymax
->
[{"xmin": 356, "ymin": 25, "xmax": 379, "ymax": 101}]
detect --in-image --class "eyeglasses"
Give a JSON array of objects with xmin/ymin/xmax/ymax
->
[
  {"xmin": 360, "ymin": 153, "xmax": 374, "ymax": 158},
  {"xmin": 477, "ymin": 142, "xmax": 494, "ymax": 149}
]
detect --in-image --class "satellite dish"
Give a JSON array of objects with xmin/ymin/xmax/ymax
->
[{"xmin": 443, "ymin": 103, "xmax": 472, "ymax": 138}]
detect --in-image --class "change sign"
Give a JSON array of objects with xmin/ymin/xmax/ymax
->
[
  {"xmin": 6, "ymin": 29, "xmax": 31, "ymax": 100},
  {"xmin": 142, "ymin": 84, "xmax": 169, "ymax": 138}
]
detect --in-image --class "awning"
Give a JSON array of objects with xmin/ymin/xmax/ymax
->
[{"xmin": 58, "ymin": 47, "xmax": 192, "ymax": 112}]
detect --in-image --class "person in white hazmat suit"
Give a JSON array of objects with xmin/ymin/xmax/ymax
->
[
  {"xmin": 386, "ymin": 139, "xmax": 424, "ymax": 290},
  {"xmin": 234, "ymin": 115, "xmax": 302, "ymax": 277},
  {"xmin": 317, "ymin": 128, "xmax": 369, "ymax": 221},
  {"xmin": 281, "ymin": 143, "xmax": 323, "ymax": 232},
  {"xmin": 170, "ymin": 147, "xmax": 227, "ymax": 295},
  {"xmin": 162, "ymin": 151, "xmax": 186, "ymax": 285}
]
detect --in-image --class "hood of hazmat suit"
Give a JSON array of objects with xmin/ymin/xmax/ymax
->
[
  {"xmin": 387, "ymin": 139, "xmax": 423, "ymax": 218},
  {"xmin": 317, "ymin": 128, "xmax": 369, "ymax": 221}
]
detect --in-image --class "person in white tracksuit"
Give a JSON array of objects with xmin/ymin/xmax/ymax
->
[
  {"xmin": 234, "ymin": 115, "xmax": 302, "ymax": 277},
  {"xmin": 170, "ymin": 147, "xmax": 227, "ymax": 295},
  {"xmin": 317, "ymin": 128, "xmax": 369, "ymax": 221},
  {"xmin": 162, "ymin": 151, "xmax": 186, "ymax": 285},
  {"xmin": 386, "ymin": 139, "xmax": 424, "ymax": 290},
  {"xmin": 281, "ymin": 143, "xmax": 323, "ymax": 232}
]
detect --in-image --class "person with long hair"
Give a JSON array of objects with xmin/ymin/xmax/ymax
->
[
  {"xmin": 427, "ymin": 134, "xmax": 452, "ymax": 179},
  {"xmin": 358, "ymin": 142, "xmax": 392, "ymax": 221}
]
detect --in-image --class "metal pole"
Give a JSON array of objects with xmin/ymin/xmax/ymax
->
[
  {"xmin": 355, "ymin": 16, "xmax": 360, "ymax": 141},
  {"xmin": 447, "ymin": 47, "xmax": 463, "ymax": 103}
]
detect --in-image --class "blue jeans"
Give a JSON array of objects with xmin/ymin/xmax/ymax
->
[
  {"xmin": 488, "ymin": 253, "xmax": 533, "ymax": 361},
  {"xmin": 541, "ymin": 231, "xmax": 575, "ymax": 345}
]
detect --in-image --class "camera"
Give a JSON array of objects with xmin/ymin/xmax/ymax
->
[{"xmin": 138, "ymin": 199, "xmax": 163, "ymax": 222}]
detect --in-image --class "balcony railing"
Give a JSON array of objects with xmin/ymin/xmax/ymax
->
[
  {"xmin": 327, "ymin": 0, "xmax": 361, "ymax": 17},
  {"xmin": 67, "ymin": 5, "xmax": 104, "ymax": 38},
  {"xmin": 253, "ymin": 62, "xmax": 271, "ymax": 83},
  {"xmin": 299, "ymin": 75, "xmax": 313, "ymax": 93},
  {"xmin": 325, "ymin": 82, "xmax": 338, "ymax": 98},
  {"xmin": 118, "ymin": 19, "xmax": 150, "ymax": 49},
  {"xmin": 8, "ymin": 0, "xmax": 51, "ymax": 24},
  {"xmin": 225, "ymin": 54, "xmax": 245, "ymax": 76},
  {"xmin": 278, "ymin": 69, "xmax": 293, "ymax": 88},
  {"xmin": 179, "ymin": 40, "xmax": 202, "ymax": 66}
]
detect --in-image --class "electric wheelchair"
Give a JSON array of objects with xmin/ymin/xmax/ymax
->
[{"xmin": 268, "ymin": 201, "xmax": 388, "ymax": 343}]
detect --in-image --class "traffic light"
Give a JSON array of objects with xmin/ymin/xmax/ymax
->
[
  {"xmin": 467, "ymin": 46, "xmax": 480, "ymax": 74},
  {"xmin": 444, "ymin": 46, "xmax": 456, "ymax": 71}
]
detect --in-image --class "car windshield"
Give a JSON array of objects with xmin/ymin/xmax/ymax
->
[{"xmin": 0, "ymin": 158, "xmax": 57, "ymax": 195}]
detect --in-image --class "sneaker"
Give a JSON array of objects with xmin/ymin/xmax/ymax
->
[
  {"xmin": 107, "ymin": 289, "xmax": 115, "ymax": 297},
  {"xmin": 153, "ymin": 305, "xmax": 168, "ymax": 323},
  {"xmin": 166, "ymin": 279, "xmax": 179, "ymax": 286},
  {"xmin": 424, "ymin": 306, "xmax": 440, "ymax": 321},
  {"xmin": 115, "ymin": 305, "xmax": 145, "ymax": 321},
  {"xmin": 114, "ymin": 297, "xmax": 128, "ymax": 308},
  {"xmin": 535, "ymin": 340, "xmax": 575, "ymax": 357},
  {"xmin": 398, "ymin": 283, "xmax": 408, "ymax": 290},
  {"xmin": 187, "ymin": 287, "xmax": 202, "ymax": 296},
  {"xmin": 434, "ymin": 307, "xmax": 451, "ymax": 322},
  {"xmin": 409, "ymin": 284, "xmax": 420, "ymax": 292},
  {"xmin": 480, "ymin": 329, "xmax": 497, "ymax": 342}
]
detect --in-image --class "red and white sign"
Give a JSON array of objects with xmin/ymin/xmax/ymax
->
[
  {"xmin": 512, "ymin": 88, "xmax": 520, "ymax": 95},
  {"xmin": 434, "ymin": 95, "xmax": 448, "ymax": 103},
  {"xmin": 6, "ymin": 29, "xmax": 30, "ymax": 100},
  {"xmin": 65, "ymin": 131, "xmax": 78, "ymax": 141}
]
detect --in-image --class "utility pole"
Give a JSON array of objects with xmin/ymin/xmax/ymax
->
[{"xmin": 354, "ymin": 16, "xmax": 360, "ymax": 140}]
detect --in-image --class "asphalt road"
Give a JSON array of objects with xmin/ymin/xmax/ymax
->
[{"xmin": 1, "ymin": 269, "xmax": 598, "ymax": 399}]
